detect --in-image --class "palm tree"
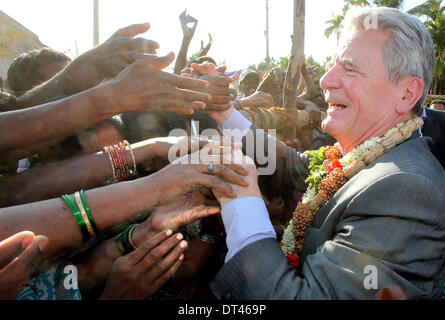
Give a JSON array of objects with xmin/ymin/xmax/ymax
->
[
  {"xmin": 324, "ymin": 12, "xmax": 346, "ymax": 45},
  {"xmin": 408, "ymin": 0, "xmax": 445, "ymax": 94},
  {"xmin": 407, "ymin": 0, "xmax": 444, "ymax": 21},
  {"xmin": 373, "ymin": 0, "xmax": 404, "ymax": 8},
  {"xmin": 324, "ymin": 0, "xmax": 405, "ymax": 42}
]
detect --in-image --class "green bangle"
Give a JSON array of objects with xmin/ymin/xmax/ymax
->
[
  {"xmin": 115, "ymin": 235, "xmax": 126, "ymax": 255},
  {"xmin": 61, "ymin": 194, "xmax": 90, "ymax": 241},
  {"xmin": 79, "ymin": 190, "xmax": 99, "ymax": 235},
  {"xmin": 116, "ymin": 224, "xmax": 138, "ymax": 255}
]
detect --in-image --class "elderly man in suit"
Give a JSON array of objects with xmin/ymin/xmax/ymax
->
[{"xmin": 204, "ymin": 7, "xmax": 445, "ymax": 299}]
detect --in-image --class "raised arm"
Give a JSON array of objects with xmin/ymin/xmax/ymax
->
[{"xmin": 174, "ymin": 10, "xmax": 198, "ymax": 75}]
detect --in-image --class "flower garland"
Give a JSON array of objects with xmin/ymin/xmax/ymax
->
[{"xmin": 280, "ymin": 116, "xmax": 424, "ymax": 268}]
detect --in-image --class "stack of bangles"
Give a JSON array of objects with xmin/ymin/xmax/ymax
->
[
  {"xmin": 103, "ymin": 140, "xmax": 137, "ymax": 183},
  {"xmin": 115, "ymin": 224, "xmax": 138, "ymax": 255},
  {"xmin": 61, "ymin": 190, "xmax": 99, "ymax": 242}
]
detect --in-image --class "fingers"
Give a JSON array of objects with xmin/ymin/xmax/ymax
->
[
  {"xmin": 126, "ymin": 229, "xmax": 173, "ymax": 264},
  {"xmin": 110, "ymin": 22, "xmax": 151, "ymax": 39},
  {"xmin": 208, "ymin": 95, "xmax": 232, "ymax": 104},
  {"xmin": 137, "ymin": 233, "xmax": 187, "ymax": 272},
  {"xmin": 195, "ymin": 174, "xmax": 236, "ymax": 198},
  {"xmin": 125, "ymin": 37, "xmax": 160, "ymax": 53},
  {"xmin": 173, "ymin": 88, "xmax": 211, "ymax": 102},
  {"xmin": 190, "ymin": 63, "xmax": 217, "ymax": 77},
  {"xmin": 162, "ymin": 107, "xmax": 195, "ymax": 115},
  {"xmin": 143, "ymin": 52, "xmax": 175, "ymax": 70},
  {"xmin": 207, "ymin": 85, "xmax": 232, "ymax": 96},
  {"xmin": 202, "ymin": 75, "xmax": 230, "ymax": 88},
  {"xmin": 3, "ymin": 235, "xmax": 48, "ymax": 281},
  {"xmin": 0, "ymin": 231, "xmax": 35, "ymax": 269},
  {"xmin": 148, "ymin": 256, "xmax": 183, "ymax": 295},
  {"xmin": 147, "ymin": 95, "xmax": 207, "ymax": 112},
  {"xmin": 199, "ymin": 163, "xmax": 249, "ymax": 187},
  {"xmin": 187, "ymin": 205, "xmax": 221, "ymax": 221},
  {"xmin": 216, "ymin": 65, "xmax": 227, "ymax": 73},
  {"xmin": 167, "ymin": 73, "xmax": 209, "ymax": 90}
]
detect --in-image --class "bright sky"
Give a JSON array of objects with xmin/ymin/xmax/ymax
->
[{"xmin": 1, "ymin": 0, "xmax": 425, "ymax": 72}]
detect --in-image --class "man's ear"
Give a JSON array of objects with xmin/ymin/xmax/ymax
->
[{"xmin": 395, "ymin": 77, "xmax": 424, "ymax": 114}]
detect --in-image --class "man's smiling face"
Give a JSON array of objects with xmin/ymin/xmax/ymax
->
[{"xmin": 320, "ymin": 28, "xmax": 404, "ymax": 151}]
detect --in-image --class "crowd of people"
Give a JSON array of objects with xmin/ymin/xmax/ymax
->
[{"xmin": 0, "ymin": 6, "xmax": 444, "ymax": 301}]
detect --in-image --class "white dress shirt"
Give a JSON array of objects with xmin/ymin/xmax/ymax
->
[{"xmin": 220, "ymin": 110, "xmax": 277, "ymax": 262}]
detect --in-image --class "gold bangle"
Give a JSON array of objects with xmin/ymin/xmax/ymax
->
[
  {"xmin": 103, "ymin": 146, "xmax": 117, "ymax": 183},
  {"xmin": 128, "ymin": 224, "xmax": 138, "ymax": 249},
  {"xmin": 74, "ymin": 191, "xmax": 96, "ymax": 237},
  {"xmin": 122, "ymin": 140, "xmax": 137, "ymax": 176}
]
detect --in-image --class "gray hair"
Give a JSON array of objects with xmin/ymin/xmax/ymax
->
[{"xmin": 342, "ymin": 7, "xmax": 435, "ymax": 114}]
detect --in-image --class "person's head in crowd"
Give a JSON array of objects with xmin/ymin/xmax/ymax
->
[
  {"xmin": 190, "ymin": 55, "xmax": 216, "ymax": 66},
  {"xmin": 6, "ymin": 47, "xmax": 71, "ymax": 97},
  {"xmin": 37, "ymin": 117, "xmax": 125, "ymax": 163},
  {"xmin": 239, "ymin": 69, "xmax": 260, "ymax": 97},
  {"xmin": 269, "ymin": 67, "xmax": 286, "ymax": 106},
  {"xmin": 320, "ymin": 7, "xmax": 435, "ymax": 152},
  {"xmin": 76, "ymin": 117, "xmax": 125, "ymax": 156},
  {"xmin": 429, "ymin": 100, "xmax": 445, "ymax": 111}
]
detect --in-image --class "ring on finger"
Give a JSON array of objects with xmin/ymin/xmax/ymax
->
[{"xmin": 207, "ymin": 161, "xmax": 214, "ymax": 174}]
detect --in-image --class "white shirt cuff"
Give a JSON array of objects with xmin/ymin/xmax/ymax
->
[
  {"xmin": 221, "ymin": 196, "xmax": 276, "ymax": 263},
  {"xmin": 220, "ymin": 109, "xmax": 252, "ymax": 142}
]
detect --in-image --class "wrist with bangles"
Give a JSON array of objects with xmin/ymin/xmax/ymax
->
[
  {"xmin": 115, "ymin": 224, "xmax": 138, "ymax": 255},
  {"xmin": 103, "ymin": 140, "xmax": 137, "ymax": 184},
  {"xmin": 185, "ymin": 219, "xmax": 224, "ymax": 244},
  {"xmin": 61, "ymin": 190, "xmax": 99, "ymax": 242}
]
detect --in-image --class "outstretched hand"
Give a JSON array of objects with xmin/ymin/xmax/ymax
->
[
  {"xmin": 151, "ymin": 147, "xmax": 249, "ymax": 206},
  {"xmin": 213, "ymin": 150, "xmax": 262, "ymax": 208},
  {"xmin": 62, "ymin": 22, "xmax": 160, "ymax": 94},
  {"xmin": 108, "ymin": 53, "xmax": 212, "ymax": 115},
  {"xmin": 182, "ymin": 62, "xmax": 234, "ymax": 123},
  {"xmin": 99, "ymin": 229, "xmax": 187, "ymax": 300},
  {"xmin": 134, "ymin": 191, "xmax": 220, "ymax": 242}
]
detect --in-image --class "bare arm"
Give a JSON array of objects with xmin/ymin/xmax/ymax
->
[
  {"xmin": 174, "ymin": 10, "xmax": 198, "ymax": 75},
  {"xmin": 76, "ymin": 192, "xmax": 219, "ymax": 296},
  {"xmin": 0, "ymin": 136, "xmax": 220, "ymax": 207},
  {"xmin": 0, "ymin": 158, "xmax": 246, "ymax": 260},
  {"xmin": 0, "ymin": 54, "xmax": 211, "ymax": 155},
  {"xmin": 0, "ymin": 85, "xmax": 117, "ymax": 153}
]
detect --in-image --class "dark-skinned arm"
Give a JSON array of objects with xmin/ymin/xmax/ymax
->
[{"xmin": 174, "ymin": 10, "xmax": 198, "ymax": 75}]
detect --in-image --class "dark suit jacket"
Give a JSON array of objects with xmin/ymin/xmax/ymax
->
[
  {"xmin": 211, "ymin": 135, "xmax": 445, "ymax": 299},
  {"xmin": 423, "ymin": 108, "xmax": 445, "ymax": 169}
]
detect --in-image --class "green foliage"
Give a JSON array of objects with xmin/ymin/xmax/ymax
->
[
  {"xmin": 324, "ymin": 0, "xmax": 404, "ymax": 42},
  {"xmin": 325, "ymin": 0, "xmax": 444, "ymax": 85},
  {"xmin": 372, "ymin": 0, "xmax": 404, "ymax": 8},
  {"xmin": 306, "ymin": 55, "xmax": 325, "ymax": 79},
  {"xmin": 279, "ymin": 56, "xmax": 289, "ymax": 70},
  {"xmin": 256, "ymin": 56, "xmax": 291, "ymax": 72},
  {"xmin": 408, "ymin": 0, "xmax": 445, "ymax": 80},
  {"xmin": 303, "ymin": 147, "xmax": 327, "ymax": 192}
]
